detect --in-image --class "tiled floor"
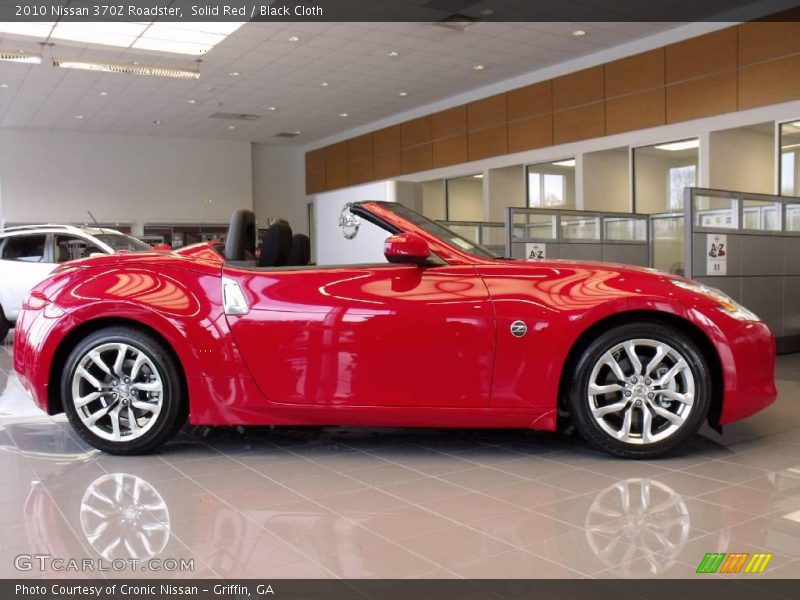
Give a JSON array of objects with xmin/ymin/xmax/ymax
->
[{"xmin": 1, "ymin": 338, "xmax": 799, "ymax": 580}]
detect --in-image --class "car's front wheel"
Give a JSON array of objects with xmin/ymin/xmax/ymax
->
[
  {"xmin": 62, "ymin": 326, "xmax": 187, "ymax": 455},
  {"xmin": 569, "ymin": 322, "xmax": 711, "ymax": 459}
]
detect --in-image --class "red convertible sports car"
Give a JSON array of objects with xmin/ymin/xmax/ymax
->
[{"xmin": 13, "ymin": 201, "xmax": 776, "ymax": 458}]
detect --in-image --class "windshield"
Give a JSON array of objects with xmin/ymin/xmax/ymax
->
[
  {"xmin": 377, "ymin": 203, "xmax": 498, "ymax": 259},
  {"xmin": 94, "ymin": 234, "xmax": 152, "ymax": 252}
]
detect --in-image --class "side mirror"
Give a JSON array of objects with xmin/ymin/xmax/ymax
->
[{"xmin": 384, "ymin": 232, "xmax": 431, "ymax": 265}]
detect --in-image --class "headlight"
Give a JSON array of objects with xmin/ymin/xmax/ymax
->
[{"xmin": 671, "ymin": 280, "xmax": 760, "ymax": 322}]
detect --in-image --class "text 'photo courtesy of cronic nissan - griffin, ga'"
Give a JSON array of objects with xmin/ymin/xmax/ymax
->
[{"xmin": 12, "ymin": 201, "xmax": 776, "ymax": 459}]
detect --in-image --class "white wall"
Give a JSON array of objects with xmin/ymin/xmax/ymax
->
[
  {"xmin": 446, "ymin": 177, "xmax": 484, "ymax": 221},
  {"xmin": 0, "ymin": 129, "xmax": 252, "ymax": 234},
  {"xmin": 312, "ymin": 181, "xmax": 413, "ymax": 266},
  {"xmin": 251, "ymin": 143, "xmax": 308, "ymax": 234},
  {"xmin": 487, "ymin": 166, "xmax": 525, "ymax": 221},
  {"xmin": 583, "ymin": 148, "xmax": 630, "ymax": 212},
  {"xmin": 709, "ymin": 126, "xmax": 775, "ymax": 194},
  {"xmin": 421, "ymin": 179, "xmax": 445, "ymax": 220}
]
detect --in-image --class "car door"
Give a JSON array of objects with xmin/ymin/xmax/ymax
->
[
  {"xmin": 0, "ymin": 233, "xmax": 55, "ymax": 322},
  {"xmin": 224, "ymin": 263, "xmax": 495, "ymax": 408}
]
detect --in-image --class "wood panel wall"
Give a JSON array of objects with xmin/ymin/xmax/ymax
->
[{"xmin": 306, "ymin": 19, "xmax": 800, "ymax": 193}]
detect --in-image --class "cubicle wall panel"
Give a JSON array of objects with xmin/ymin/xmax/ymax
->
[
  {"xmin": 784, "ymin": 237, "xmax": 800, "ymax": 276},
  {"xmin": 783, "ymin": 276, "xmax": 800, "ymax": 337},
  {"xmin": 601, "ymin": 245, "xmax": 649, "ymax": 267},
  {"xmin": 740, "ymin": 276, "xmax": 784, "ymax": 335},
  {"xmin": 558, "ymin": 243, "xmax": 604, "ymax": 261},
  {"xmin": 692, "ymin": 232, "xmax": 742, "ymax": 277},
  {"xmin": 740, "ymin": 235, "xmax": 785, "ymax": 276}
]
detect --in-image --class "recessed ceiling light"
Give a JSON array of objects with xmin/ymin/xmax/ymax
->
[
  {"xmin": 0, "ymin": 83, "xmax": 8, "ymax": 89},
  {"xmin": 552, "ymin": 159, "xmax": 576, "ymax": 167},
  {"xmin": 654, "ymin": 139, "xmax": 700, "ymax": 151},
  {"xmin": 339, "ymin": 112, "xmax": 349, "ymax": 117},
  {"xmin": 472, "ymin": 174, "xmax": 484, "ymax": 179},
  {"xmin": 228, "ymin": 71, "xmax": 240, "ymax": 77},
  {"xmin": 267, "ymin": 106, "xmax": 277, "ymax": 111},
  {"xmin": 0, "ymin": 22, "xmax": 246, "ymax": 56},
  {"xmin": 288, "ymin": 36, "xmax": 300, "ymax": 42},
  {"xmin": 187, "ymin": 99, "xmax": 197, "ymax": 104},
  {"xmin": 572, "ymin": 29, "xmax": 587, "ymax": 37},
  {"xmin": 0, "ymin": 51, "xmax": 42, "ymax": 64},
  {"xmin": 473, "ymin": 64, "xmax": 485, "ymax": 71},
  {"xmin": 74, "ymin": 115, "xmax": 84, "ymax": 120},
  {"xmin": 55, "ymin": 60, "xmax": 200, "ymax": 80},
  {"xmin": 228, "ymin": 125, "xmax": 236, "ymax": 130},
  {"xmin": 153, "ymin": 119, "xmax": 162, "ymax": 125},
  {"xmin": 98, "ymin": 91, "xmax": 108, "ymax": 96},
  {"xmin": 387, "ymin": 50, "xmax": 399, "ymax": 57},
  {"xmin": 320, "ymin": 81, "xmax": 329, "ymax": 87},
  {"xmin": 398, "ymin": 91, "xmax": 408, "ymax": 97}
]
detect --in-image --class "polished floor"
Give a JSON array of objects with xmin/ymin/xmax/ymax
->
[{"xmin": 1, "ymin": 337, "xmax": 799, "ymax": 580}]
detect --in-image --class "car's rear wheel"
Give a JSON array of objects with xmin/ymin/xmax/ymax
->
[
  {"xmin": 62, "ymin": 326, "xmax": 187, "ymax": 455},
  {"xmin": 569, "ymin": 322, "xmax": 711, "ymax": 459}
]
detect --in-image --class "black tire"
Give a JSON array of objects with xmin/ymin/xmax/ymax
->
[
  {"xmin": 569, "ymin": 322, "xmax": 711, "ymax": 459},
  {"xmin": 62, "ymin": 326, "xmax": 187, "ymax": 455},
  {"xmin": 0, "ymin": 311, "xmax": 8, "ymax": 344}
]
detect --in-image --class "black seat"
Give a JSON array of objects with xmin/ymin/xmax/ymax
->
[
  {"xmin": 286, "ymin": 234, "xmax": 311, "ymax": 266},
  {"xmin": 224, "ymin": 209, "xmax": 256, "ymax": 261},
  {"xmin": 259, "ymin": 222, "xmax": 293, "ymax": 267}
]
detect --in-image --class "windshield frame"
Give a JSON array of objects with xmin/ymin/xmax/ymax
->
[
  {"xmin": 353, "ymin": 201, "xmax": 498, "ymax": 260},
  {"xmin": 93, "ymin": 233, "xmax": 152, "ymax": 253}
]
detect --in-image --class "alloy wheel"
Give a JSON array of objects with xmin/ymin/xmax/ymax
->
[
  {"xmin": 587, "ymin": 338, "xmax": 695, "ymax": 445},
  {"xmin": 71, "ymin": 342, "xmax": 164, "ymax": 442}
]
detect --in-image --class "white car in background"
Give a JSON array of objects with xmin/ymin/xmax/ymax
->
[{"xmin": 0, "ymin": 224, "xmax": 151, "ymax": 343}]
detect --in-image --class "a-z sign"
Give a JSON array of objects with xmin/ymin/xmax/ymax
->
[
  {"xmin": 706, "ymin": 234, "xmax": 727, "ymax": 276},
  {"xmin": 525, "ymin": 243, "xmax": 547, "ymax": 260}
]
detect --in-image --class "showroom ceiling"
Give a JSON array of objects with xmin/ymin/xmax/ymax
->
[{"xmin": 0, "ymin": 20, "xmax": 681, "ymax": 144}]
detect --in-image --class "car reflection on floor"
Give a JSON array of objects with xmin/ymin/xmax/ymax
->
[{"xmin": 1, "ymin": 338, "xmax": 800, "ymax": 578}]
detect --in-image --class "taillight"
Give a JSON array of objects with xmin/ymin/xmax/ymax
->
[{"xmin": 23, "ymin": 291, "xmax": 50, "ymax": 310}]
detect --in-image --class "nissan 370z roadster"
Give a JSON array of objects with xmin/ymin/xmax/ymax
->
[{"xmin": 13, "ymin": 201, "xmax": 776, "ymax": 458}]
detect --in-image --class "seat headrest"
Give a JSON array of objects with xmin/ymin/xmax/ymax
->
[
  {"xmin": 286, "ymin": 234, "xmax": 311, "ymax": 266},
  {"xmin": 224, "ymin": 209, "xmax": 256, "ymax": 261},
  {"xmin": 259, "ymin": 222, "xmax": 293, "ymax": 267}
]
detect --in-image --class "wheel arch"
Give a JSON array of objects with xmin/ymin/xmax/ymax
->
[
  {"xmin": 557, "ymin": 310, "xmax": 724, "ymax": 428},
  {"xmin": 47, "ymin": 316, "xmax": 188, "ymax": 416}
]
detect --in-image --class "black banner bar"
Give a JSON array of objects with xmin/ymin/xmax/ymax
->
[
  {"xmin": 3, "ymin": 580, "xmax": 800, "ymax": 600},
  {"xmin": 2, "ymin": 0, "xmax": 800, "ymax": 22}
]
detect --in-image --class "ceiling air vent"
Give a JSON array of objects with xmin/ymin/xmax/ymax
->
[
  {"xmin": 209, "ymin": 112, "xmax": 261, "ymax": 121},
  {"xmin": 275, "ymin": 132, "xmax": 301, "ymax": 138}
]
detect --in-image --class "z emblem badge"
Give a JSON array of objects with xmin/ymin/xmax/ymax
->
[{"xmin": 510, "ymin": 320, "xmax": 527, "ymax": 338}]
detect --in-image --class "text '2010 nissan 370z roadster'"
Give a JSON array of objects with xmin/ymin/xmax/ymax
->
[{"xmin": 13, "ymin": 201, "xmax": 776, "ymax": 458}]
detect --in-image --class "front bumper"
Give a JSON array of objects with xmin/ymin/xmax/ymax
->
[{"xmin": 717, "ymin": 319, "xmax": 777, "ymax": 425}]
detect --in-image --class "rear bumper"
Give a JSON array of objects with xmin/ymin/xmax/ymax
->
[
  {"xmin": 13, "ymin": 305, "xmax": 76, "ymax": 415},
  {"xmin": 717, "ymin": 319, "xmax": 777, "ymax": 425}
]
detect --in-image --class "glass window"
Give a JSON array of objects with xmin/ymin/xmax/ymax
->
[
  {"xmin": 1, "ymin": 234, "xmax": 46, "ymax": 262},
  {"xmin": 780, "ymin": 121, "xmax": 800, "ymax": 197},
  {"xmin": 668, "ymin": 165, "xmax": 696, "ymax": 210},
  {"xmin": 782, "ymin": 152, "xmax": 796, "ymax": 195},
  {"xmin": 55, "ymin": 235, "xmax": 104, "ymax": 263},
  {"xmin": 633, "ymin": 139, "xmax": 699, "ymax": 213},
  {"xmin": 527, "ymin": 160, "xmax": 575, "ymax": 208}
]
